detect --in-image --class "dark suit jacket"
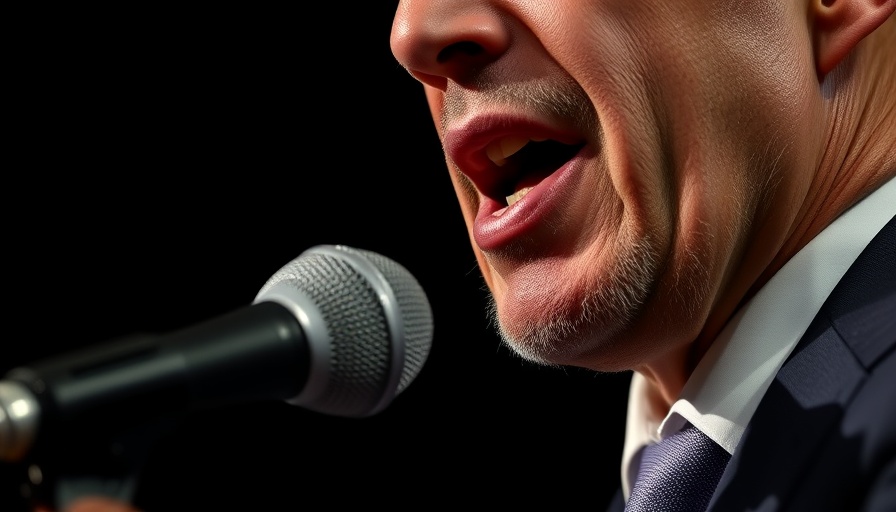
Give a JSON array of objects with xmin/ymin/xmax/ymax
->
[{"xmin": 609, "ymin": 214, "xmax": 896, "ymax": 512}]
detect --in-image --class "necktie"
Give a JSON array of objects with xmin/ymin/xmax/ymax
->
[{"xmin": 625, "ymin": 423, "xmax": 731, "ymax": 512}]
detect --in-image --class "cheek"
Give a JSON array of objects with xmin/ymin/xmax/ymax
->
[{"xmin": 542, "ymin": 4, "xmax": 675, "ymax": 197}]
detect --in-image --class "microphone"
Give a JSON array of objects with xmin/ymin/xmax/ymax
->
[{"xmin": 0, "ymin": 244, "xmax": 434, "ymax": 463}]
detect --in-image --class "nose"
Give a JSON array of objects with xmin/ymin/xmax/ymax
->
[{"xmin": 390, "ymin": 1, "xmax": 511, "ymax": 90}]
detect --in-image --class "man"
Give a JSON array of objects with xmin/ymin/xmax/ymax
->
[
  {"xmin": 22, "ymin": 2, "xmax": 893, "ymax": 511},
  {"xmin": 391, "ymin": 1, "xmax": 894, "ymax": 511}
]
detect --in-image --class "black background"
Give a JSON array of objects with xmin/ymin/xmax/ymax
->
[{"xmin": 3, "ymin": 4, "xmax": 630, "ymax": 510}]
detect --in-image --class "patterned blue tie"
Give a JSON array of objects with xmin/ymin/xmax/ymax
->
[{"xmin": 625, "ymin": 423, "xmax": 731, "ymax": 512}]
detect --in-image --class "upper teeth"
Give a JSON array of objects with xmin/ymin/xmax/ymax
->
[
  {"xmin": 485, "ymin": 136, "xmax": 547, "ymax": 166},
  {"xmin": 486, "ymin": 136, "xmax": 528, "ymax": 166}
]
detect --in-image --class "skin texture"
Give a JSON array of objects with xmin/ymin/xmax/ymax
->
[{"xmin": 390, "ymin": 0, "xmax": 896, "ymax": 408}]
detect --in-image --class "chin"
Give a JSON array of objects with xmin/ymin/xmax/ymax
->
[
  {"xmin": 487, "ymin": 265, "xmax": 655, "ymax": 370},
  {"xmin": 491, "ymin": 299, "xmax": 642, "ymax": 371}
]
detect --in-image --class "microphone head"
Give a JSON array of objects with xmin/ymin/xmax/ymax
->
[{"xmin": 254, "ymin": 245, "xmax": 433, "ymax": 418}]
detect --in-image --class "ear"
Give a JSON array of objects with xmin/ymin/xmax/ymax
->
[{"xmin": 811, "ymin": 0, "xmax": 896, "ymax": 78}]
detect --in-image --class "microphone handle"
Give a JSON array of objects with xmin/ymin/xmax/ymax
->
[{"xmin": 3, "ymin": 300, "xmax": 309, "ymax": 461}]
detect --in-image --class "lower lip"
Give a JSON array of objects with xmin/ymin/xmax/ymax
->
[{"xmin": 472, "ymin": 151, "xmax": 587, "ymax": 251}]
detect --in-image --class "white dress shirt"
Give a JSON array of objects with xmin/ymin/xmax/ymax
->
[{"xmin": 620, "ymin": 177, "xmax": 896, "ymax": 500}]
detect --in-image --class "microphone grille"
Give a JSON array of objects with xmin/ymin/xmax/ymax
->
[
  {"xmin": 255, "ymin": 245, "xmax": 433, "ymax": 417},
  {"xmin": 341, "ymin": 246, "xmax": 433, "ymax": 392}
]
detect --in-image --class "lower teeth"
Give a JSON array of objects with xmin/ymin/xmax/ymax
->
[{"xmin": 506, "ymin": 187, "xmax": 532, "ymax": 206}]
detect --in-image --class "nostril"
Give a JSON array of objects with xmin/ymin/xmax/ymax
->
[
  {"xmin": 390, "ymin": 8, "xmax": 511, "ymax": 90},
  {"xmin": 437, "ymin": 41, "xmax": 485, "ymax": 63},
  {"xmin": 407, "ymin": 70, "xmax": 448, "ymax": 91}
]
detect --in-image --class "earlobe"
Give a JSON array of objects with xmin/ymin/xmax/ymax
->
[{"xmin": 811, "ymin": 0, "xmax": 896, "ymax": 78}]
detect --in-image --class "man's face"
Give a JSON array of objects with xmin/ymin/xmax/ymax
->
[{"xmin": 391, "ymin": 0, "xmax": 822, "ymax": 371}]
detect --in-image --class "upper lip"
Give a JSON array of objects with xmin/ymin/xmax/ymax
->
[{"xmin": 442, "ymin": 114, "xmax": 587, "ymax": 204}]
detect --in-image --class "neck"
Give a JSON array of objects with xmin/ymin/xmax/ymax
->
[
  {"xmin": 642, "ymin": 19, "xmax": 896, "ymax": 412},
  {"xmin": 756, "ymin": 18, "xmax": 896, "ymax": 307},
  {"xmin": 813, "ymin": 20, "xmax": 891, "ymax": 239}
]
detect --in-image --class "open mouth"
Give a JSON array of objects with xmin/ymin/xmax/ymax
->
[{"xmin": 484, "ymin": 137, "xmax": 585, "ymax": 207}]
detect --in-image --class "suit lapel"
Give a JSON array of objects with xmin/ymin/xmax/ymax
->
[{"xmin": 708, "ymin": 215, "xmax": 895, "ymax": 510}]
